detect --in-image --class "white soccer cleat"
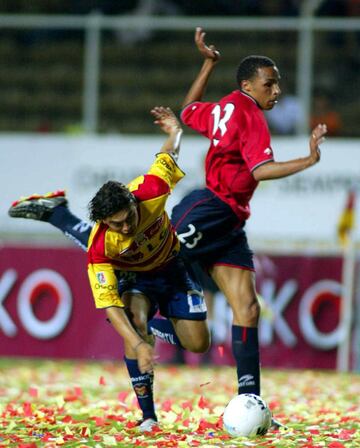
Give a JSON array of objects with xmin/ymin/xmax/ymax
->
[
  {"xmin": 138, "ymin": 418, "xmax": 159, "ymax": 432},
  {"xmin": 270, "ymin": 417, "xmax": 288, "ymax": 430}
]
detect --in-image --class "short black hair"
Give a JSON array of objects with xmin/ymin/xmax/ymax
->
[
  {"xmin": 236, "ymin": 55, "xmax": 276, "ymax": 86},
  {"xmin": 88, "ymin": 180, "xmax": 136, "ymax": 222}
]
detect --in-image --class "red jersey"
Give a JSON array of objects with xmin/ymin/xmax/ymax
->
[{"xmin": 181, "ymin": 90, "xmax": 273, "ymax": 221}]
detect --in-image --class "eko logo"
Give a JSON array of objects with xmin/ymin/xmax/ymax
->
[{"xmin": 0, "ymin": 269, "xmax": 72, "ymax": 340}]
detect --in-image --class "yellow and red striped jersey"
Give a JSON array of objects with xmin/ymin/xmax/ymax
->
[{"xmin": 87, "ymin": 152, "xmax": 185, "ymax": 309}]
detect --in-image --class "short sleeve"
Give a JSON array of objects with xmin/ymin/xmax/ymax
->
[
  {"xmin": 147, "ymin": 153, "xmax": 185, "ymax": 190},
  {"xmin": 88, "ymin": 262, "xmax": 124, "ymax": 309},
  {"xmin": 242, "ymin": 112, "xmax": 274, "ymax": 172},
  {"xmin": 181, "ymin": 101, "xmax": 215, "ymax": 138}
]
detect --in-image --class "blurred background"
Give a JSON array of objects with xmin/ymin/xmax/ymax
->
[{"xmin": 0, "ymin": 0, "xmax": 359, "ymax": 373}]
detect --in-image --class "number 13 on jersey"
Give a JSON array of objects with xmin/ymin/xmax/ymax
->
[{"xmin": 211, "ymin": 103, "xmax": 235, "ymax": 146}]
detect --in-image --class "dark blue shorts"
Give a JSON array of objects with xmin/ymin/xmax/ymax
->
[
  {"xmin": 171, "ymin": 188, "xmax": 254, "ymax": 271},
  {"xmin": 116, "ymin": 258, "xmax": 207, "ymax": 321}
]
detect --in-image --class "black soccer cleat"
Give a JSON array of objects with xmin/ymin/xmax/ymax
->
[{"xmin": 8, "ymin": 190, "xmax": 68, "ymax": 221}]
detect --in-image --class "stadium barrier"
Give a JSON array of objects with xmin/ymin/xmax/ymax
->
[{"xmin": 0, "ymin": 245, "xmax": 357, "ymax": 370}]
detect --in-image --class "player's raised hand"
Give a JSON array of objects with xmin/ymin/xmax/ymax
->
[
  {"xmin": 309, "ymin": 123, "xmax": 327, "ymax": 164},
  {"xmin": 151, "ymin": 106, "xmax": 182, "ymax": 135},
  {"xmin": 195, "ymin": 27, "xmax": 220, "ymax": 62}
]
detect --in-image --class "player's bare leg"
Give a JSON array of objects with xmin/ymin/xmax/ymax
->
[
  {"xmin": 209, "ymin": 266, "xmax": 259, "ymax": 327},
  {"xmin": 170, "ymin": 318, "xmax": 210, "ymax": 353},
  {"xmin": 210, "ymin": 265, "xmax": 261, "ymax": 396},
  {"xmin": 210, "ymin": 265, "xmax": 287, "ymax": 429}
]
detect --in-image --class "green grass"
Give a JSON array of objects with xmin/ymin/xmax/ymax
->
[{"xmin": 0, "ymin": 358, "xmax": 359, "ymax": 447}]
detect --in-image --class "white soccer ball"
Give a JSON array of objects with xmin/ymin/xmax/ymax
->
[{"xmin": 223, "ymin": 393, "xmax": 272, "ymax": 437}]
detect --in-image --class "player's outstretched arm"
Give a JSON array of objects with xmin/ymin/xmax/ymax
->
[
  {"xmin": 182, "ymin": 27, "xmax": 220, "ymax": 108},
  {"xmin": 253, "ymin": 123, "xmax": 327, "ymax": 181},
  {"xmin": 151, "ymin": 106, "xmax": 183, "ymax": 161},
  {"xmin": 106, "ymin": 306, "xmax": 155, "ymax": 374}
]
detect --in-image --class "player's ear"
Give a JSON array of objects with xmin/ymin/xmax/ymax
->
[{"xmin": 240, "ymin": 79, "xmax": 252, "ymax": 94}]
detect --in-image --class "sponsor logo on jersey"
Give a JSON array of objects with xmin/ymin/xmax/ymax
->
[
  {"xmin": 94, "ymin": 283, "xmax": 117, "ymax": 290},
  {"xmin": 156, "ymin": 157, "xmax": 172, "ymax": 171}
]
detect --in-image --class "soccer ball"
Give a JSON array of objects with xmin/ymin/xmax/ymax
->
[{"xmin": 223, "ymin": 393, "xmax": 272, "ymax": 437}]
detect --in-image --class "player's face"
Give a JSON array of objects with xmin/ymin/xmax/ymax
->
[
  {"xmin": 103, "ymin": 204, "xmax": 139, "ymax": 236},
  {"xmin": 242, "ymin": 66, "xmax": 281, "ymax": 110}
]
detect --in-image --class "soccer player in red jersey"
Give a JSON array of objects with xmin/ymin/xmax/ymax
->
[{"xmin": 171, "ymin": 27, "xmax": 327, "ymax": 406}]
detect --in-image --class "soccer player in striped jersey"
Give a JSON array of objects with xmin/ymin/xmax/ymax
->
[{"xmin": 9, "ymin": 107, "xmax": 210, "ymax": 432}]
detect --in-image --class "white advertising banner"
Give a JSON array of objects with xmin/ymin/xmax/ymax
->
[{"xmin": 1, "ymin": 134, "xmax": 359, "ymax": 244}]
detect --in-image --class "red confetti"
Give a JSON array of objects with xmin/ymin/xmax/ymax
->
[
  {"xmin": 74, "ymin": 386, "xmax": 83, "ymax": 397},
  {"xmin": 196, "ymin": 418, "xmax": 218, "ymax": 432},
  {"xmin": 28, "ymin": 387, "xmax": 38, "ymax": 398},
  {"xmin": 22, "ymin": 402, "xmax": 32, "ymax": 417},
  {"xmin": 198, "ymin": 395, "xmax": 210, "ymax": 409},
  {"xmin": 338, "ymin": 429, "xmax": 356, "ymax": 440},
  {"xmin": 181, "ymin": 400, "xmax": 193, "ymax": 410},
  {"xmin": 118, "ymin": 391, "xmax": 128, "ymax": 402},
  {"xmin": 94, "ymin": 417, "xmax": 106, "ymax": 426},
  {"xmin": 161, "ymin": 399, "xmax": 173, "ymax": 412}
]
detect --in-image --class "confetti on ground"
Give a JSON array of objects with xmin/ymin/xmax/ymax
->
[{"xmin": 0, "ymin": 359, "xmax": 359, "ymax": 447}]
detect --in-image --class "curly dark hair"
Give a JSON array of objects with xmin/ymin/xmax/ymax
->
[
  {"xmin": 236, "ymin": 55, "xmax": 276, "ymax": 86},
  {"xmin": 88, "ymin": 180, "xmax": 136, "ymax": 222}
]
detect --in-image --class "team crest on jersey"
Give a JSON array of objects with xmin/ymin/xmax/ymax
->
[
  {"xmin": 96, "ymin": 272, "xmax": 106, "ymax": 284},
  {"xmin": 264, "ymin": 147, "xmax": 272, "ymax": 155}
]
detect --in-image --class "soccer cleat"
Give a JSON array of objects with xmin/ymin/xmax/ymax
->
[
  {"xmin": 8, "ymin": 190, "xmax": 67, "ymax": 221},
  {"xmin": 138, "ymin": 418, "xmax": 159, "ymax": 432},
  {"xmin": 270, "ymin": 417, "xmax": 288, "ymax": 430}
]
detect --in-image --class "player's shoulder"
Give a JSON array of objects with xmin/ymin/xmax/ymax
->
[
  {"xmin": 88, "ymin": 222, "xmax": 108, "ymax": 259},
  {"xmin": 130, "ymin": 173, "xmax": 170, "ymax": 202},
  {"xmin": 221, "ymin": 90, "xmax": 256, "ymax": 109}
]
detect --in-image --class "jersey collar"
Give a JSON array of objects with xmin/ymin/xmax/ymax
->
[{"xmin": 239, "ymin": 90, "xmax": 261, "ymax": 109}]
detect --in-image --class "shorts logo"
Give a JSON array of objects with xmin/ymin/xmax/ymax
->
[
  {"xmin": 96, "ymin": 272, "xmax": 106, "ymax": 284},
  {"xmin": 134, "ymin": 383, "xmax": 149, "ymax": 398},
  {"xmin": 264, "ymin": 147, "xmax": 272, "ymax": 155},
  {"xmin": 187, "ymin": 290, "xmax": 207, "ymax": 313}
]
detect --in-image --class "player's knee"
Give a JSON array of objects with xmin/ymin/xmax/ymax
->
[
  {"xmin": 181, "ymin": 331, "xmax": 211, "ymax": 353},
  {"xmin": 234, "ymin": 296, "xmax": 260, "ymax": 324},
  {"xmin": 186, "ymin": 340, "xmax": 210, "ymax": 353},
  {"xmin": 131, "ymin": 315, "xmax": 147, "ymax": 337},
  {"xmin": 246, "ymin": 297, "xmax": 261, "ymax": 322}
]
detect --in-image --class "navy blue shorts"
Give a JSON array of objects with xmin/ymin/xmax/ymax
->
[
  {"xmin": 116, "ymin": 258, "xmax": 207, "ymax": 321},
  {"xmin": 171, "ymin": 188, "xmax": 254, "ymax": 271}
]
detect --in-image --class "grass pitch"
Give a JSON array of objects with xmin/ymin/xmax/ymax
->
[{"xmin": 0, "ymin": 358, "xmax": 359, "ymax": 447}]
